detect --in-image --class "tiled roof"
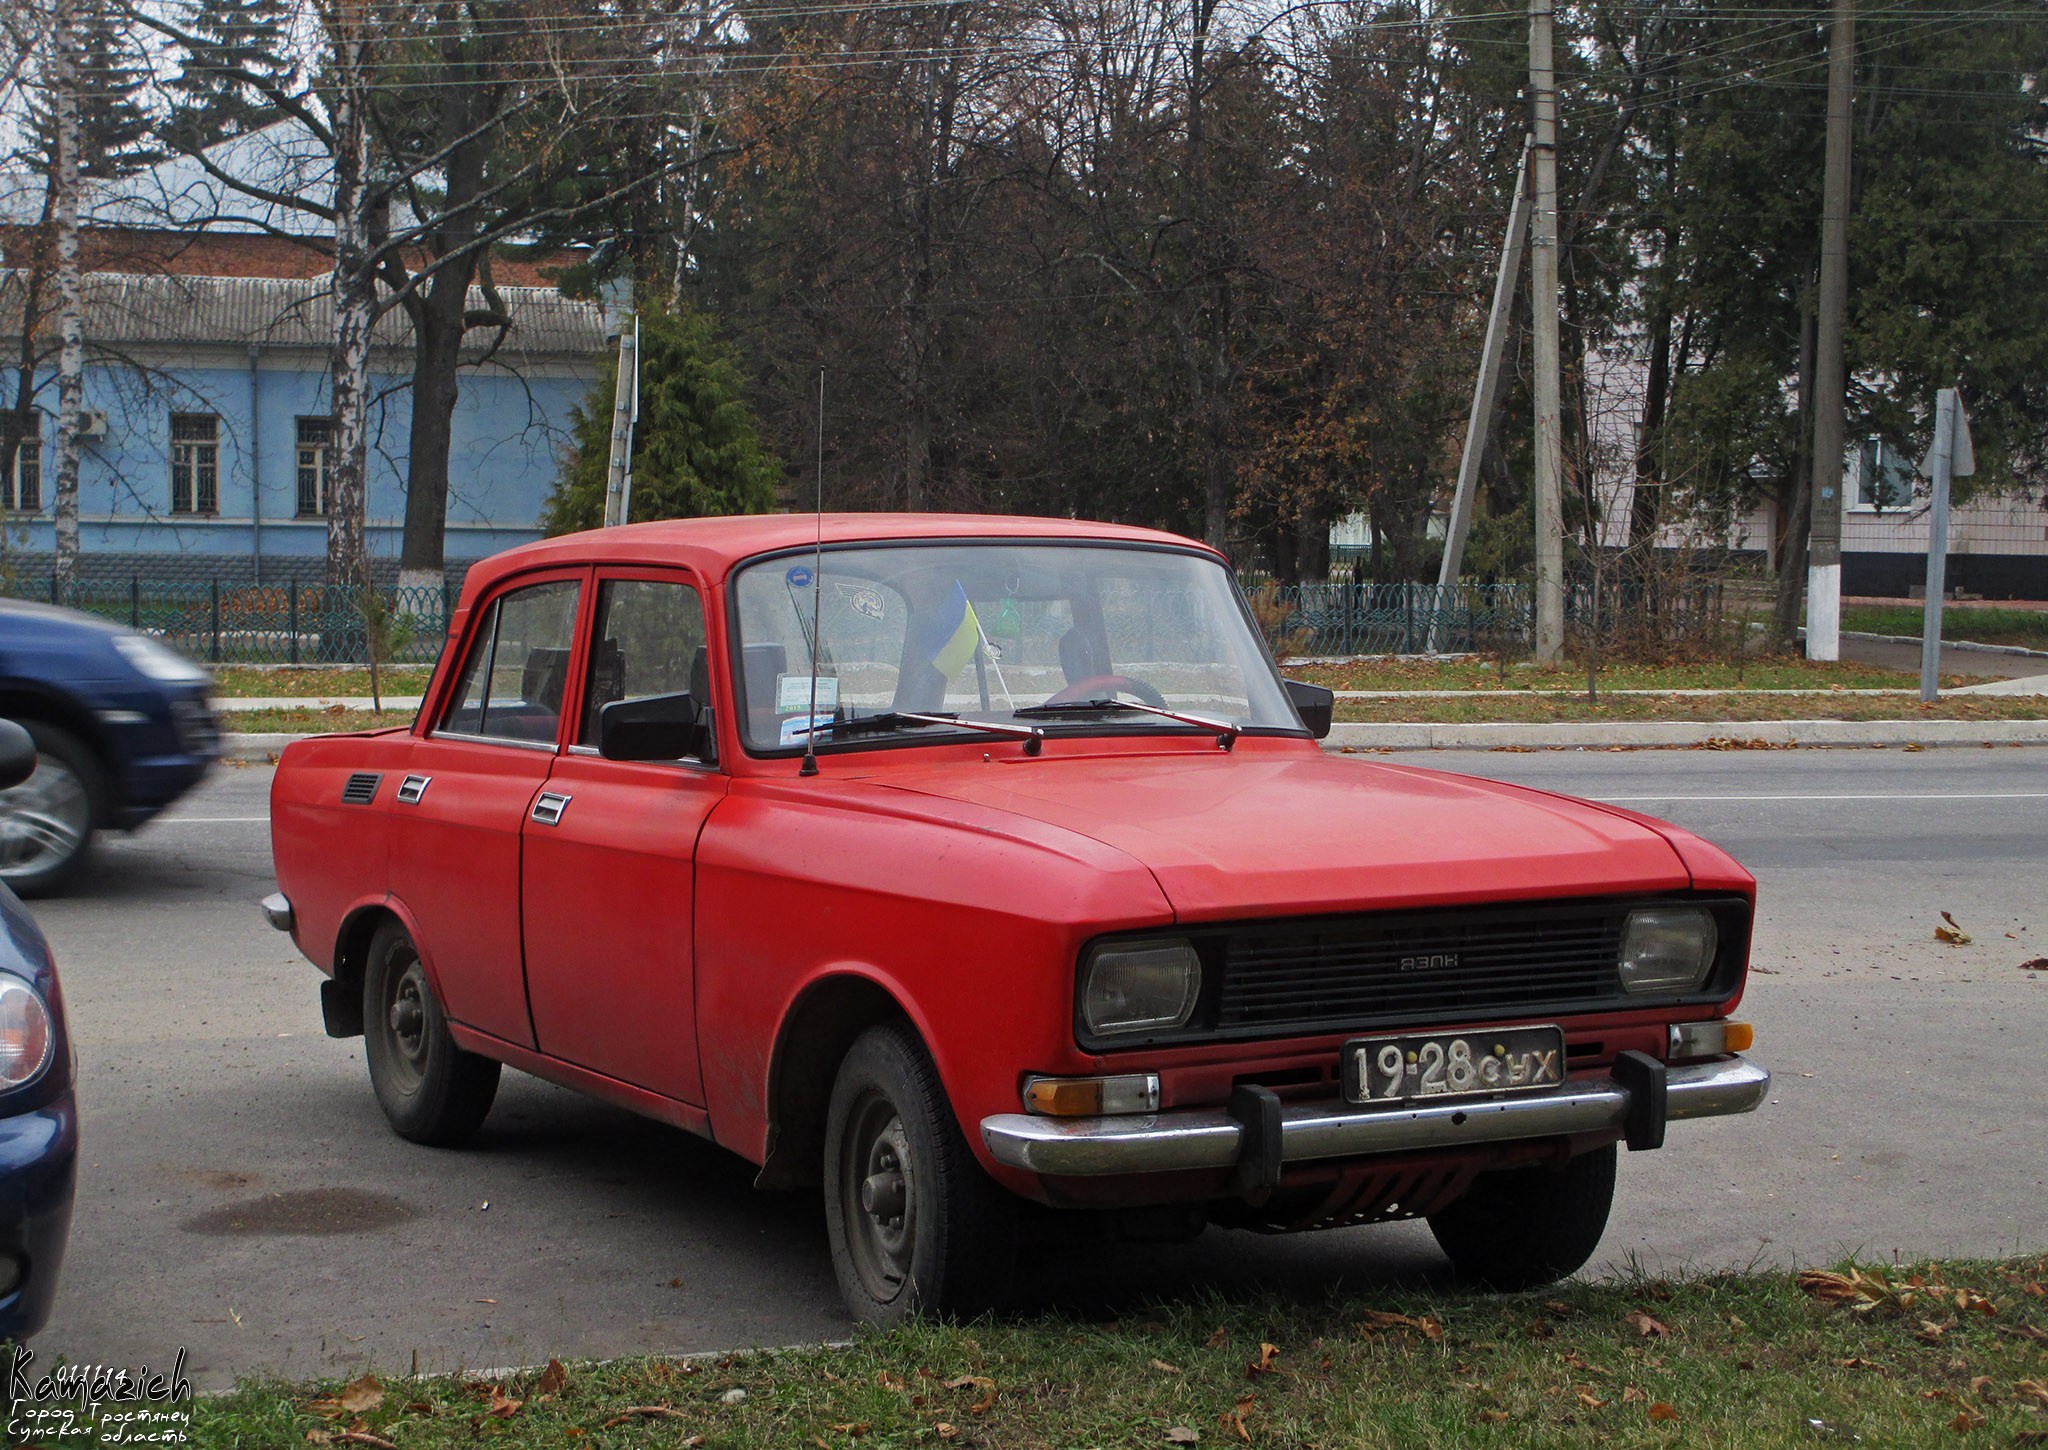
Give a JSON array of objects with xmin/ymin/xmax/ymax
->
[{"xmin": 0, "ymin": 269, "xmax": 605, "ymax": 358}]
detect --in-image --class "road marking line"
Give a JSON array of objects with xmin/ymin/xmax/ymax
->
[{"xmin": 1592, "ymin": 792, "xmax": 2048, "ymax": 803}]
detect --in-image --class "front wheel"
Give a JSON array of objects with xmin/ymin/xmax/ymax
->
[
  {"xmin": 0, "ymin": 723, "xmax": 106, "ymax": 897},
  {"xmin": 823, "ymin": 1022, "xmax": 1016, "ymax": 1325},
  {"xmin": 362, "ymin": 919, "xmax": 500, "ymax": 1146},
  {"xmin": 1426, "ymin": 1143, "xmax": 1617, "ymax": 1289}
]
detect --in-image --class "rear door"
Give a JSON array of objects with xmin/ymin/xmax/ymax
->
[
  {"xmin": 390, "ymin": 571, "xmax": 586, "ymax": 1048},
  {"xmin": 520, "ymin": 570, "xmax": 726, "ymax": 1104}
]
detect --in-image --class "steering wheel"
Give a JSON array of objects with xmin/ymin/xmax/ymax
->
[{"xmin": 1043, "ymin": 673, "xmax": 1167, "ymax": 708}]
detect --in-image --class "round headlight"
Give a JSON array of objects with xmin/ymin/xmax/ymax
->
[
  {"xmin": 0, "ymin": 974, "xmax": 55, "ymax": 1087},
  {"xmin": 1080, "ymin": 939, "xmax": 1201, "ymax": 1036},
  {"xmin": 1619, "ymin": 907, "xmax": 1718, "ymax": 994}
]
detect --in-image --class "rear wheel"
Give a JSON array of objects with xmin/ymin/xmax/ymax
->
[
  {"xmin": 823, "ymin": 1022, "xmax": 1016, "ymax": 1325},
  {"xmin": 362, "ymin": 919, "xmax": 500, "ymax": 1146},
  {"xmin": 1426, "ymin": 1143, "xmax": 1617, "ymax": 1289},
  {"xmin": 0, "ymin": 723, "xmax": 105, "ymax": 898}
]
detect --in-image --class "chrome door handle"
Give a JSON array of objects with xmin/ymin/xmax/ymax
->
[
  {"xmin": 396, "ymin": 773, "xmax": 431, "ymax": 804},
  {"xmin": 531, "ymin": 791, "xmax": 570, "ymax": 826}
]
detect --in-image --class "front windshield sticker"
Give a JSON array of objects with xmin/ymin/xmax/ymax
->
[
  {"xmin": 780, "ymin": 713, "xmax": 834, "ymax": 746},
  {"xmin": 776, "ymin": 674, "xmax": 840, "ymax": 714},
  {"xmin": 786, "ymin": 565, "xmax": 814, "ymax": 589}
]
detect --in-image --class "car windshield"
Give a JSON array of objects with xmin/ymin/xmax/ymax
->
[{"xmin": 729, "ymin": 542, "xmax": 1301, "ymax": 754}]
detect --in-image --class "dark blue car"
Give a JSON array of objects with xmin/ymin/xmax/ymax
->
[
  {"xmin": 0, "ymin": 721, "xmax": 77, "ymax": 1342},
  {"xmin": 0, "ymin": 599, "xmax": 219, "ymax": 895}
]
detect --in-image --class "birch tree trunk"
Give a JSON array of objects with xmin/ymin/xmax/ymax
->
[
  {"xmin": 49, "ymin": 0, "xmax": 84, "ymax": 591},
  {"xmin": 322, "ymin": 0, "xmax": 372, "ymax": 594}
]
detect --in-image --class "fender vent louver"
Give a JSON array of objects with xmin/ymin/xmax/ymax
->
[{"xmin": 340, "ymin": 771, "xmax": 382, "ymax": 805}]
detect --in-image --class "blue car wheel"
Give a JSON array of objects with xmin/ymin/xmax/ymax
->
[{"xmin": 0, "ymin": 724, "xmax": 105, "ymax": 898}]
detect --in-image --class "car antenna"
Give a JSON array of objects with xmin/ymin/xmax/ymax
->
[{"xmin": 800, "ymin": 367, "xmax": 826, "ymax": 778}]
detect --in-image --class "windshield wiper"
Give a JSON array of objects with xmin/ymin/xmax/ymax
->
[
  {"xmin": 807, "ymin": 711, "xmax": 1044, "ymax": 755},
  {"xmin": 1013, "ymin": 698, "xmax": 1240, "ymax": 750}
]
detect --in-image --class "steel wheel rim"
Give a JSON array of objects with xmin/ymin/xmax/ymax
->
[
  {"xmin": 380, "ymin": 954, "xmax": 432, "ymax": 1096},
  {"xmin": 0, "ymin": 752, "xmax": 90, "ymax": 879},
  {"xmin": 841, "ymin": 1090, "xmax": 916, "ymax": 1304}
]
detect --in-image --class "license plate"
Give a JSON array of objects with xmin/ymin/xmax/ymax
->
[{"xmin": 1342, "ymin": 1025, "xmax": 1566, "ymax": 1106}]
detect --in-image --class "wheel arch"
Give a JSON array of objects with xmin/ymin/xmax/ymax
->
[
  {"xmin": 334, "ymin": 897, "xmax": 447, "ymax": 1003},
  {"xmin": 0, "ymin": 683, "xmax": 114, "ymax": 783},
  {"xmin": 754, "ymin": 972, "xmax": 924, "ymax": 1191}
]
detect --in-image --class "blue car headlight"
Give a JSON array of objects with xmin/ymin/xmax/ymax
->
[{"xmin": 0, "ymin": 974, "xmax": 55, "ymax": 1088}]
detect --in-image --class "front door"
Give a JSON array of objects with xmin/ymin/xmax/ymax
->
[
  {"xmin": 521, "ymin": 571, "xmax": 725, "ymax": 1105},
  {"xmin": 390, "ymin": 572, "xmax": 585, "ymax": 1049}
]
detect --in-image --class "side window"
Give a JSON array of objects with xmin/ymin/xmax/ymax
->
[
  {"xmin": 579, "ymin": 578, "xmax": 708, "ymax": 749},
  {"xmin": 437, "ymin": 579, "xmax": 580, "ymax": 743}
]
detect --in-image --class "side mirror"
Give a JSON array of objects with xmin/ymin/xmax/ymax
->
[
  {"xmin": 1284, "ymin": 678, "xmax": 1334, "ymax": 740},
  {"xmin": 0, "ymin": 720, "xmax": 34, "ymax": 790},
  {"xmin": 597, "ymin": 691, "xmax": 705, "ymax": 762}
]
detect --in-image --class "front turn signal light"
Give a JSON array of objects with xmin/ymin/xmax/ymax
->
[
  {"xmin": 1667, "ymin": 1019, "xmax": 1754, "ymax": 1061},
  {"xmin": 1022, "ymin": 1073, "xmax": 1160, "ymax": 1117}
]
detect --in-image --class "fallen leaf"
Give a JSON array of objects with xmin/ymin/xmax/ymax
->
[
  {"xmin": 1622, "ymin": 1385, "xmax": 1647, "ymax": 1403},
  {"xmin": 2025, "ymin": 1281, "xmax": 2046, "ymax": 1298},
  {"xmin": 1916, "ymin": 1320, "xmax": 1950, "ymax": 1344},
  {"xmin": 2020, "ymin": 959, "xmax": 2048, "ymax": 973},
  {"xmin": 970, "ymin": 1390, "xmax": 996, "ymax": 1416},
  {"xmin": 944, "ymin": 1375, "xmax": 993, "ymax": 1392},
  {"xmin": 535, "ymin": 1359, "xmax": 567, "ymax": 1396},
  {"xmin": 1968, "ymin": 1375, "xmax": 1994, "ymax": 1397},
  {"xmin": 1623, "ymin": 1310, "xmax": 1670, "ymax": 1338},
  {"xmin": 1360, "ymin": 1310, "xmax": 1441, "ymax": 1340},
  {"xmin": 1575, "ymin": 1390, "xmax": 1607, "ymax": 1411},
  {"xmin": 338, "ymin": 1375, "xmax": 384, "ymax": 1415},
  {"xmin": 2018, "ymin": 1379, "xmax": 2048, "ymax": 1408},
  {"xmin": 1955, "ymin": 1288, "xmax": 1997, "ymax": 1316},
  {"xmin": 935, "ymin": 1426, "xmax": 958, "ymax": 1442},
  {"xmin": 1835, "ymin": 1356, "xmax": 1886, "ymax": 1373},
  {"xmin": 1165, "ymin": 1429, "xmax": 1199, "ymax": 1446},
  {"xmin": 1543, "ymin": 1300, "xmax": 1576, "ymax": 1319},
  {"xmin": 305, "ymin": 1433, "xmax": 333, "ymax": 1447},
  {"xmin": 1647, "ymin": 1402, "xmax": 1679, "ymax": 1424},
  {"xmin": 1247, "ymin": 1342, "xmax": 1281, "ymax": 1376},
  {"xmin": 1206, "ymin": 1326, "xmax": 1229, "ymax": 1349},
  {"xmin": 1220, "ymin": 1392, "xmax": 1256, "ymax": 1443},
  {"xmin": 1476, "ymin": 1409, "xmax": 1509, "ymax": 1423},
  {"xmin": 335, "ymin": 1434, "xmax": 398, "ymax": 1450},
  {"xmin": 484, "ymin": 1390, "xmax": 523, "ymax": 1419},
  {"xmin": 876, "ymin": 1371, "xmax": 904, "ymax": 1392},
  {"xmin": 1149, "ymin": 1358, "xmax": 1184, "ymax": 1375},
  {"xmin": 828, "ymin": 1423, "xmax": 870, "ymax": 1436},
  {"xmin": 1935, "ymin": 911, "xmax": 1972, "ymax": 946},
  {"xmin": 1948, "ymin": 1409, "xmax": 1983, "ymax": 1432}
]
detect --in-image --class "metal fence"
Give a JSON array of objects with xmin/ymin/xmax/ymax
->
[
  {"xmin": 7, "ymin": 574, "xmax": 450, "ymax": 666},
  {"xmin": 1252, "ymin": 579, "xmax": 1728, "ymax": 657}
]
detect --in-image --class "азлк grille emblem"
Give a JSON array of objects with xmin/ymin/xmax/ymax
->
[{"xmin": 1398, "ymin": 952, "xmax": 1459, "ymax": 973}]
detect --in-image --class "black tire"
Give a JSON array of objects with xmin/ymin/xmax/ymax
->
[
  {"xmin": 823, "ymin": 1021, "xmax": 1017, "ymax": 1326},
  {"xmin": 361, "ymin": 919, "xmax": 500, "ymax": 1146},
  {"xmin": 0, "ymin": 722, "xmax": 107, "ymax": 898},
  {"xmin": 1426, "ymin": 1143, "xmax": 1617, "ymax": 1290}
]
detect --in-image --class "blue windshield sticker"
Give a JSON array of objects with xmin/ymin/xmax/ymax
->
[{"xmin": 786, "ymin": 565, "xmax": 814, "ymax": 589}]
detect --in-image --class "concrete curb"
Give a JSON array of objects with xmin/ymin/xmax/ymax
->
[
  {"xmin": 222, "ymin": 720, "xmax": 2048, "ymax": 761},
  {"xmin": 1323, "ymin": 719, "xmax": 2048, "ymax": 751}
]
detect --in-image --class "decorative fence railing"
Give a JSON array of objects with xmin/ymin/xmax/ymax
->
[
  {"xmin": 5, "ymin": 575, "xmax": 451, "ymax": 666},
  {"xmin": 5, "ymin": 570, "xmax": 1727, "ymax": 667},
  {"xmin": 1250, "ymin": 579, "xmax": 1728, "ymax": 657}
]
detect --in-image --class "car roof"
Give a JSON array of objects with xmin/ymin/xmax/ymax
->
[{"xmin": 461, "ymin": 513, "xmax": 1221, "ymax": 598}]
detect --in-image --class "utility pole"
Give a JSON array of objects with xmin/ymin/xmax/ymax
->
[
  {"xmin": 1432, "ymin": 138, "xmax": 1533, "ymax": 652},
  {"xmin": 601, "ymin": 314, "xmax": 639, "ymax": 527},
  {"xmin": 1806, "ymin": 0, "xmax": 1854, "ymax": 660},
  {"xmin": 1918, "ymin": 388, "xmax": 1973, "ymax": 702},
  {"xmin": 1528, "ymin": 0, "xmax": 1565, "ymax": 661}
]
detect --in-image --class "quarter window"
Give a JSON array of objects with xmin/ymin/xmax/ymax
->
[
  {"xmin": 579, "ymin": 578, "xmax": 709, "ymax": 750},
  {"xmin": 3, "ymin": 411, "xmax": 39, "ymax": 512},
  {"xmin": 439, "ymin": 579, "xmax": 581, "ymax": 744},
  {"xmin": 170, "ymin": 413, "xmax": 220, "ymax": 515},
  {"xmin": 296, "ymin": 417, "xmax": 333, "ymax": 516}
]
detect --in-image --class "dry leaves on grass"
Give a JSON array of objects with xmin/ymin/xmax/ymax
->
[
  {"xmin": 1247, "ymin": 1342, "xmax": 1282, "ymax": 1377},
  {"xmin": 1622, "ymin": 1310, "xmax": 1671, "ymax": 1338},
  {"xmin": 1359, "ymin": 1310, "xmax": 1444, "ymax": 1341},
  {"xmin": 304, "ymin": 1431, "xmax": 398, "ymax": 1450},
  {"xmin": 1149, "ymin": 1358, "xmax": 1184, "ymax": 1375},
  {"xmin": 1935, "ymin": 911, "xmax": 1973, "ymax": 946},
  {"xmin": 1220, "ymin": 1392, "xmax": 1257, "ymax": 1443},
  {"xmin": 1165, "ymin": 1428, "xmax": 1200, "ymax": 1445},
  {"xmin": 1647, "ymin": 1402, "xmax": 1680, "ymax": 1424},
  {"xmin": 944, "ymin": 1374, "xmax": 997, "ymax": 1414},
  {"xmin": 598, "ymin": 1406, "xmax": 687, "ymax": 1428},
  {"xmin": 2018, "ymin": 1379, "xmax": 2048, "ymax": 1408},
  {"xmin": 307, "ymin": 1374, "xmax": 385, "ymax": 1419},
  {"xmin": 1797, "ymin": 1266, "xmax": 1918, "ymax": 1317},
  {"xmin": 534, "ymin": 1359, "xmax": 568, "ymax": 1396},
  {"xmin": 1206, "ymin": 1326, "xmax": 1229, "ymax": 1350}
]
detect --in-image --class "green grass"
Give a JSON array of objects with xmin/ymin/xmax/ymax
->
[
  {"xmin": 229, "ymin": 707, "xmax": 414, "ymax": 736},
  {"xmin": 1285, "ymin": 657, "xmax": 1931, "ymax": 693},
  {"xmin": 189, "ymin": 1258, "xmax": 2048, "ymax": 1448},
  {"xmin": 1841, "ymin": 605, "xmax": 2048, "ymax": 651},
  {"xmin": 211, "ymin": 665, "xmax": 435, "ymax": 698},
  {"xmin": 1331, "ymin": 694, "xmax": 2048, "ymax": 725}
]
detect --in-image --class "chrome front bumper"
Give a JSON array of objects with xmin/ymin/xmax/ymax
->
[{"xmin": 981, "ymin": 1056, "xmax": 1769, "ymax": 1178}]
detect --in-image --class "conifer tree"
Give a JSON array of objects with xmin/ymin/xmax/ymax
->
[{"xmin": 161, "ymin": 0, "xmax": 291, "ymax": 150}]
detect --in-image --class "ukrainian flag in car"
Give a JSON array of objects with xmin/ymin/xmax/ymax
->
[{"xmin": 920, "ymin": 581, "xmax": 982, "ymax": 678}]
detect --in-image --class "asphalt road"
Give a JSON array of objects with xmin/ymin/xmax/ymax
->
[{"xmin": 28, "ymin": 745, "xmax": 2048, "ymax": 1388}]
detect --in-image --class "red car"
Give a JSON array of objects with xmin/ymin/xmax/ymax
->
[{"xmin": 263, "ymin": 515, "xmax": 1766, "ymax": 1323}]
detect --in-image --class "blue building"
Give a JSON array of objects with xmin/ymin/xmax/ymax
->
[{"xmin": 1, "ymin": 125, "xmax": 607, "ymax": 591}]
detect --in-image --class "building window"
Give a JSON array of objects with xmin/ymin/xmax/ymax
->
[
  {"xmin": 296, "ymin": 416, "xmax": 333, "ymax": 517},
  {"xmin": 170, "ymin": 413, "xmax": 220, "ymax": 515},
  {"xmin": 3, "ymin": 411, "xmax": 39, "ymax": 512},
  {"xmin": 1854, "ymin": 437, "xmax": 1914, "ymax": 512}
]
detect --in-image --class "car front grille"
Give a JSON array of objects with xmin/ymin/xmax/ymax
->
[
  {"xmin": 170, "ymin": 696, "xmax": 220, "ymax": 756},
  {"xmin": 1214, "ymin": 900, "xmax": 1630, "ymax": 1035}
]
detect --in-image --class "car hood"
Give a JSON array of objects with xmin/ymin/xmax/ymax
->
[{"xmin": 868, "ymin": 746, "xmax": 1692, "ymax": 921}]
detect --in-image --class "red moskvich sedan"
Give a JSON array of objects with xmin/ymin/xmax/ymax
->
[{"xmin": 263, "ymin": 514, "xmax": 1767, "ymax": 1323}]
